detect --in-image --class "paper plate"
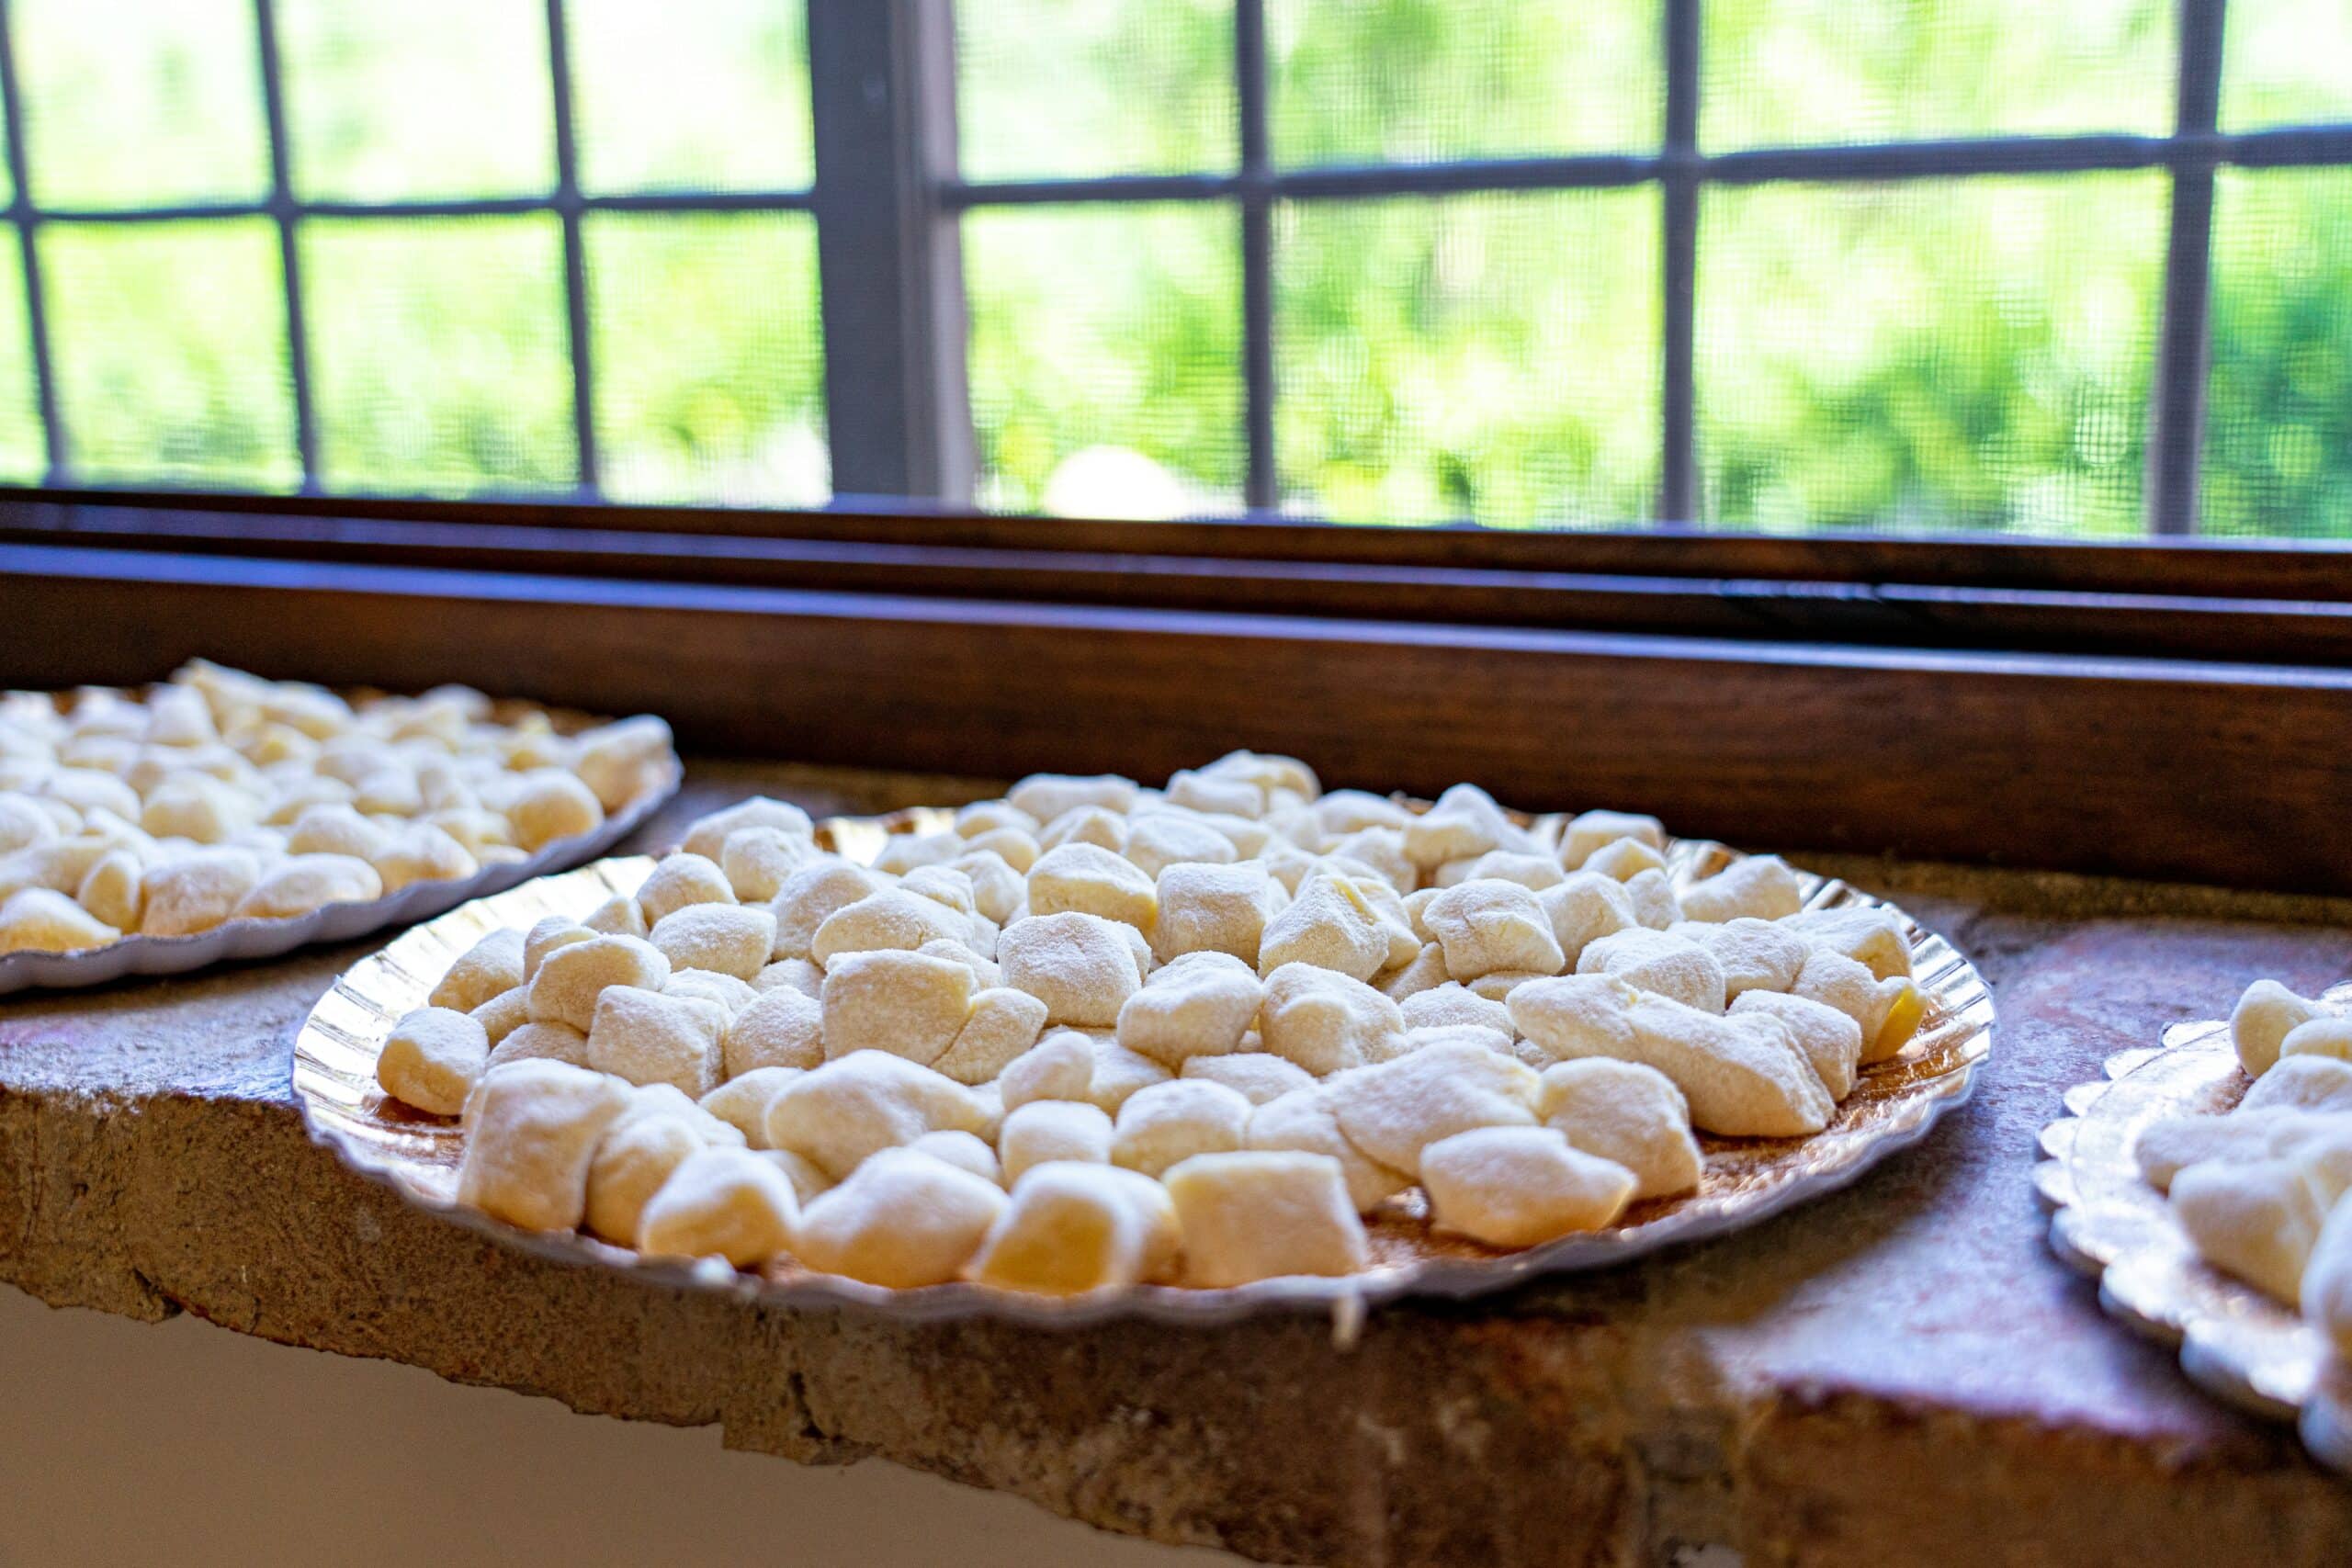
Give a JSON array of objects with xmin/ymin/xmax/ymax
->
[
  {"xmin": 2036, "ymin": 992, "xmax": 2352, "ymax": 1473},
  {"xmin": 0, "ymin": 766, "xmax": 678, "ymax": 996},
  {"xmin": 296, "ymin": 819, "xmax": 1995, "ymax": 1326}
]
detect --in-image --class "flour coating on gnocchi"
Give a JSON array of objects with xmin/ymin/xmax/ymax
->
[
  {"xmin": 0, "ymin": 662, "xmax": 678, "ymax": 956},
  {"xmin": 389, "ymin": 754, "xmax": 1930, "ymax": 1294}
]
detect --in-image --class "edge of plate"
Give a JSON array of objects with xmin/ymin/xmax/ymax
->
[{"xmin": 2038, "ymin": 992, "xmax": 2352, "ymax": 1473}]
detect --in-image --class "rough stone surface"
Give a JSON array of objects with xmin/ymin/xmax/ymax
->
[{"xmin": 5, "ymin": 760, "xmax": 2352, "ymax": 1565}]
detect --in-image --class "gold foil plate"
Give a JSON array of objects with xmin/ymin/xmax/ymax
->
[
  {"xmin": 295, "ymin": 815, "xmax": 1995, "ymax": 1326},
  {"xmin": 2036, "ymin": 989, "xmax": 2352, "ymax": 1474}
]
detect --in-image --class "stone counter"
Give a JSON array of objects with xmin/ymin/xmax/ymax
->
[{"xmin": 5, "ymin": 761, "xmax": 2350, "ymax": 1566}]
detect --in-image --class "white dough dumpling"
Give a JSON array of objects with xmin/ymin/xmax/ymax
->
[
  {"xmin": 792, "ymin": 1147, "xmax": 1007, "ymax": 1287},
  {"xmin": 1164, "ymin": 1150, "xmax": 1369, "ymax": 1286},
  {"xmin": 820, "ymin": 949, "xmax": 974, "ymax": 1066},
  {"xmin": 999, "ymin": 1100, "xmax": 1116, "ymax": 1184},
  {"xmin": 1420, "ymin": 1126, "xmax": 1636, "ymax": 1247},
  {"xmin": 2230, "ymin": 979, "xmax": 2330, "ymax": 1078},
  {"xmin": 585, "ymin": 985, "xmax": 725, "ymax": 1098},
  {"xmin": 1112, "ymin": 1078, "xmax": 1253, "ymax": 1178},
  {"xmin": 1258, "ymin": 962, "xmax": 1407, "ymax": 1075},
  {"xmin": 636, "ymin": 1145, "xmax": 799, "ymax": 1265},
  {"xmin": 967, "ymin": 1162, "xmax": 1180, "ymax": 1294},
  {"xmin": 1116, "ymin": 951, "xmax": 1262, "ymax": 1067},
  {"xmin": 763, "ymin": 1052, "xmax": 990, "ymax": 1179},
  {"xmin": 376, "ymin": 1005, "xmax": 489, "ymax": 1116},
  {"xmin": 455, "ymin": 1060, "xmax": 634, "ymax": 1233},
  {"xmin": 1537, "ymin": 1058, "xmax": 1702, "ymax": 1200},
  {"xmin": 997, "ymin": 910, "xmax": 1142, "ymax": 1027},
  {"xmin": 1330, "ymin": 1036, "xmax": 1540, "ymax": 1176}
]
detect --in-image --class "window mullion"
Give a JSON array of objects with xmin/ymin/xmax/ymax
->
[
  {"xmin": 1237, "ymin": 0, "xmax": 1275, "ymax": 513},
  {"xmin": 1657, "ymin": 0, "xmax": 1701, "ymax": 527},
  {"xmin": 0, "ymin": 0, "xmax": 61, "ymax": 482},
  {"xmin": 2146, "ymin": 0, "xmax": 2229, "ymax": 536},
  {"xmin": 544, "ymin": 0, "xmax": 599, "ymax": 498},
  {"xmin": 252, "ymin": 0, "xmax": 319, "ymax": 493},
  {"xmin": 807, "ymin": 0, "xmax": 971, "ymax": 504}
]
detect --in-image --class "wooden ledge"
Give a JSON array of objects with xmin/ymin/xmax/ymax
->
[{"xmin": 4, "ymin": 762, "xmax": 2350, "ymax": 1566}]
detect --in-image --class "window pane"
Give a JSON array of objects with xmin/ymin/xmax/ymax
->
[
  {"xmin": 1703, "ymin": 0, "xmax": 2173, "ymax": 148},
  {"xmin": 16, "ymin": 0, "xmax": 267, "ymax": 208},
  {"xmin": 0, "ymin": 244, "xmax": 41, "ymax": 480},
  {"xmin": 1275, "ymin": 192, "xmax": 1658, "ymax": 527},
  {"xmin": 281, "ymin": 0, "xmax": 554, "ymax": 201},
  {"xmin": 587, "ymin": 212, "xmax": 827, "ymax": 505},
  {"xmin": 956, "ymin": 0, "xmax": 1235, "ymax": 182},
  {"xmin": 1699, "ymin": 175, "xmax": 2165, "ymax": 536},
  {"xmin": 303, "ymin": 217, "xmax": 574, "ymax": 494},
  {"xmin": 2222, "ymin": 0, "xmax": 2352, "ymax": 131},
  {"xmin": 570, "ymin": 0, "xmax": 811, "ymax": 194},
  {"xmin": 1268, "ymin": 0, "xmax": 1659, "ymax": 165},
  {"xmin": 2202, "ymin": 169, "xmax": 2352, "ymax": 538},
  {"xmin": 965, "ymin": 205, "xmax": 1241, "ymax": 516},
  {"xmin": 42, "ymin": 220, "xmax": 296, "ymax": 488}
]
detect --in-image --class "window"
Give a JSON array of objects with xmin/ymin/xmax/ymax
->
[{"xmin": 0, "ymin": 0, "xmax": 2346, "ymax": 540}]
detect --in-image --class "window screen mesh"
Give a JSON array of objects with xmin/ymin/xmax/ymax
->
[{"xmin": 0, "ymin": 0, "xmax": 2348, "ymax": 541}]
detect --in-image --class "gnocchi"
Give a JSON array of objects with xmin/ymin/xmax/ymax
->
[{"xmin": 392, "ymin": 761, "xmax": 1932, "ymax": 1297}]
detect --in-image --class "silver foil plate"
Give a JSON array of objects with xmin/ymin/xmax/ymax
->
[{"xmin": 296, "ymin": 820, "xmax": 1996, "ymax": 1326}]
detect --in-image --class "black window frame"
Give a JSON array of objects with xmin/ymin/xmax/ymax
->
[{"xmin": 0, "ymin": 0, "xmax": 2346, "ymax": 536}]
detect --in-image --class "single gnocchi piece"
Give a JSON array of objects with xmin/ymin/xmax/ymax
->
[
  {"xmin": 376, "ymin": 1005, "xmax": 490, "ymax": 1116},
  {"xmin": 1679, "ymin": 854, "xmax": 1804, "ymax": 923},
  {"xmin": 636, "ymin": 1145, "xmax": 800, "ymax": 1266},
  {"xmin": 636, "ymin": 852, "xmax": 738, "ymax": 926},
  {"xmin": 1582, "ymin": 837, "xmax": 1667, "ymax": 884},
  {"xmin": 1116, "ymin": 951, "xmax": 1262, "ymax": 1068},
  {"xmin": 1080, "ymin": 1035, "xmax": 1176, "ymax": 1114},
  {"xmin": 2241, "ymin": 1055, "xmax": 2352, "ymax": 1117},
  {"xmin": 820, "ymin": 949, "xmax": 975, "ymax": 1066},
  {"xmin": 792, "ymin": 1146, "xmax": 1008, "ymax": 1287},
  {"xmin": 1027, "ymin": 841, "xmax": 1158, "ymax": 931},
  {"xmin": 232, "ymin": 852, "xmax": 384, "ymax": 920},
  {"xmin": 1536, "ymin": 1058, "xmax": 1702, "ymax": 1200},
  {"xmin": 1558, "ymin": 810, "xmax": 1665, "ymax": 870},
  {"xmin": 763, "ymin": 1052, "xmax": 991, "ymax": 1179},
  {"xmin": 1009, "ymin": 773, "xmax": 1139, "ymax": 826},
  {"xmin": 1422, "ymin": 878, "xmax": 1567, "ymax": 982},
  {"xmin": 650, "ymin": 902, "xmax": 776, "ymax": 981},
  {"xmin": 584, "ymin": 985, "xmax": 726, "ymax": 1098},
  {"xmin": 1258, "ymin": 870, "xmax": 1404, "ymax": 982},
  {"xmin": 0, "ymin": 886, "xmax": 119, "ymax": 953},
  {"xmin": 1329, "ymin": 1036, "xmax": 1541, "ymax": 1176},
  {"xmin": 1376, "ymin": 942, "xmax": 1452, "ymax": 1005},
  {"xmin": 527, "ymin": 934, "xmax": 672, "ymax": 1032},
  {"xmin": 1577, "ymin": 928, "xmax": 1727, "ymax": 1014},
  {"xmin": 140, "ymin": 848, "xmax": 263, "ymax": 936},
  {"xmin": 999, "ymin": 1030, "xmax": 1097, "ymax": 1110},
  {"xmin": 998, "ymin": 1099, "xmax": 1117, "ymax": 1185},
  {"xmin": 1420, "ymin": 1126, "xmax": 1637, "ymax": 1247},
  {"xmin": 1790, "ymin": 949, "xmax": 1923, "ymax": 1064},
  {"xmin": 723, "ymin": 984, "xmax": 825, "ymax": 1077},
  {"xmin": 1164, "ymin": 1150, "xmax": 1370, "ymax": 1286},
  {"xmin": 997, "ymin": 910, "xmax": 1143, "ymax": 1028},
  {"xmin": 812, "ymin": 888, "xmax": 978, "ymax": 967},
  {"xmin": 1679, "ymin": 918, "xmax": 1810, "ymax": 1000},
  {"xmin": 1622, "ymin": 869, "xmax": 1683, "ymax": 931},
  {"xmin": 2172, "ymin": 1156, "xmax": 2330, "ymax": 1303},
  {"xmin": 1779, "ymin": 905, "xmax": 1912, "ymax": 981},
  {"xmin": 1180, "ymin": 1051, "xmax": 1316, "ymax": 1106},
  {"xmin": 454, "ymin": 1060, "xmax": 634, "ymax": 1233},
  {"xmin": 1514, "ymin": 977, "xmax": 1831, "ymax": 1137},
  {"xmin": 2233, "ymin": 981, "xmax": 2335, "ymax": 1077},
  {"xmin": 1246, "ymin": 1085, "xmax": 1411, "ymax": 1213},
  {"xmin": 769, "ymin": 861, "xmax": 890, "ymax": 960},
  {"xmin": 931, "ymin": 986, "xmax": 1052, "ymax": 1085},
  {"xmin": 698, "ymin": 1066, "xmax": 805, "ymax": 1145},
  {"xmin": 1728, "ymin": 990, "xmax": 1863, "ymax": 1101},
  {"xmin": 680, "ymin": 795, "xmax": 814, "ymax": 863},
  {"xmin": 1112, "ymin": 1078, "xmax": 1254, "ymax": 1178},
  {"xmin": 1152, "ymin": 860, "xmax": 1283, "ymax": 965},
  {"xmin": 2280, "ymin": 1016, "xmax": 2352, "ymax": 1066},
  {"xmin": 523, "ymin": 916, "xmax": 597, "ymax": 977},
  {"xmin": 486, "ymin": 1019, "xmax": 592, "ymax": 1072},
  {"xmin": 504, "ymin": 770, "xmax": 604, "ymax": 852},
  {"xmin": 583, "ymin": 1112, "xmax": 706, "ymax": 1246},
  {"xmin": 1258, "ymin": 962, "xmax": 1408, "ymax": 1076},
  {"xmin": 967, "ymin": 1162, "xmax": 1180, "ymax": 1294},
  {"xmin": 572, "ymin": 714, "xmax": 677, "ymax": 812},
  {"xmin": 1125, "ymin": 810, "xmax": 1241, "ymax": 884}
]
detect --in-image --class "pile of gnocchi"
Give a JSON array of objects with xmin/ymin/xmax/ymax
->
[
  {"xmin": 0, "ymin": 662, "xmax": 677, "ymax": 955},
  {"xmin": 2142, "ymin": 980, "xmax": 2352, "ymax": 1354},
  {"xmin": 379, "ymin": 754, "xmax": 1927, "ymax": 1295}
]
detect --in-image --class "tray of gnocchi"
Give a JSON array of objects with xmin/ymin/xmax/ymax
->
[
  {"xmin": 0, "ymin": 661, "xmax": 679, "ymax": 994},
  {"xmin": 2038, "ymin": 979, "xmax": 2352, "ymax": 1473},
  {"xmin": 296, "ymin": 755, "xmax": 1994, "ymax": 1325}
]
